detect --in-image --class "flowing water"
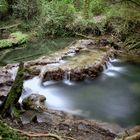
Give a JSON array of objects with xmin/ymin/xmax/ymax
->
[{"xmin": 24, "ymin": 58, "xmax": 140, "ymax": 127}]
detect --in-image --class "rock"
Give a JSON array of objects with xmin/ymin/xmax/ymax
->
[
  {"xmin": 115, "ymin": 126, "xmax": 140, "ymax": 140},
  {"xmin": 22, "ymin": 93, "xmax": 47, "ymax": 112},
  {"xmin": 41, "ymin": 47, "xmax": 115, "ymax": 81}
]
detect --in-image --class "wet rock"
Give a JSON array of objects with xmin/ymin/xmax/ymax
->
[
  {"xmin": 22, "ymin": 93, "xmax": 47, "ymax": 112},
  {"xmin": 43, "ymin": 68, "xmax": 65, "ymax": 82}
]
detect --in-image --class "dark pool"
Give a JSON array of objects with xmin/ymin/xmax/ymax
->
[{"xmin": 24, "ymin": 58, "xmax": 140, "ymax": 127}]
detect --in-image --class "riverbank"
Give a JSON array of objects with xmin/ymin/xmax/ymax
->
[
  {"xmin": 1, "ymin": 39, "xmax": 140, "ymax": 140},
  {"xmin": 2, "ymin": 109, "xmax": 121, "ymax": 140}
]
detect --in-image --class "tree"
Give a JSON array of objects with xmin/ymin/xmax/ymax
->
[
  {"xmin": 83, "ymin": 0, "xmax": 90, "ymax": 19},
  {"xmin": 6, "ymin": 0, "xmax": 15, "ymax": 15},
  {"xmin": 0, "ymin": 62, "xmax": 24, "ymax": 118},
  {"xmin": 0, "ymin": 0, "xmax": 8, "ymax": 19}
]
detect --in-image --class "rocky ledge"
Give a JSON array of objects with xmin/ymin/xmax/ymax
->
[{"xmin": 25, "ymin": 39, "xmax": 117, "ymax": 82}]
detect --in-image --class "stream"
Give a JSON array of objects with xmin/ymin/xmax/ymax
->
[{"xmin": 23, "ymin": 58, "xmax": 140, "ymax": 127}]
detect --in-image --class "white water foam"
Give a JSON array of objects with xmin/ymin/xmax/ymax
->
[{"xmin": 104, "ymin": 59, "xmax": 124, "ymax": 77}]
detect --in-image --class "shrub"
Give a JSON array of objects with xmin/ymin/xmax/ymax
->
[
  {"xmin": 38, "ymin": 0, "xmax": 76, "ymax": 37},
  {"xmin": 12, "ymin": 0, "xmax": 39, "ymax": 20},
  {"xmin": 89, "ymin": 0, "xmax": 106, "ymax": 16}
]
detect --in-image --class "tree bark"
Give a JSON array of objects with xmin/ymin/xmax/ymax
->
[{"xmin": 0, "ymin": 62, "xmax": 24, "ymax": 118}]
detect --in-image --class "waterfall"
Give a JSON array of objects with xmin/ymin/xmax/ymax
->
[
  {"xmin": 63, "ymin": 70, "xmax": 74, "ymax": 85},
  {"xmin": 103, "ymin": 58, "xmax": 124, "ymax": 77}
]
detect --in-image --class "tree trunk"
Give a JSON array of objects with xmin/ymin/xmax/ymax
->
[
  {"xmin": 83, "ymin": 0, "xmax": 90, "ymax": 19},
  {"xmin": 0, "ymin": 62, "xmax": 24, "ymax": 118},
  {"xmin": 6, "ymin": 0, "xmax": 14, "ymax": 15}
]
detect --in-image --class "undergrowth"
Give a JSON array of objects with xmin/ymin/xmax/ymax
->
[
  {"xmin": 0, "ymin": 32, "xmax": 28, "ymax": 49},
  {"xmin": 0, "ymin": 120, "xmax": 27, "ymax": 140}
]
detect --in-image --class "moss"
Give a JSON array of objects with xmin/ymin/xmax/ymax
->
[
  {"xmin": 1, "ymin": 62, "xmax": 24, "ymax": 117},
  {"xmin": 0, "ymin": 32, "xmax": 29, "ymax": 49},
  {"xmin": 0, "ymin": 120, "xmax": 27, "ymax": 140},
  {"xmin": 10, "ymin": 32, "xmax": 29, "ymax": 44},
  {"xmin": 61, "ymin": 50, "xmax": 106, "ymax": 70}
]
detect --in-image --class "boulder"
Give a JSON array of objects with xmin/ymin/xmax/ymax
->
[{"xmin": 22, "ymin": 93, "xmax": 47, "ymax": 112}]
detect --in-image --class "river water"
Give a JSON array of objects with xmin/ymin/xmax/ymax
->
[{"xmin": 23, "ymin": 58, "xmax": 140, "ymax": 127}]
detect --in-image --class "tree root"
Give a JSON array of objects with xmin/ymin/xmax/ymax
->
[
  {"xmin": 14, "ymin": 129, "xmax": 62, "ymax": 140},
  {"xmin": 13, "ymin": 128, "xmax": 77, "ymax": 140}
]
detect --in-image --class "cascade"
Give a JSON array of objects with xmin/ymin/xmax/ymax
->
[{"xmin": 63, "ymin": 70, "xmax": 74, "ymax": 85}]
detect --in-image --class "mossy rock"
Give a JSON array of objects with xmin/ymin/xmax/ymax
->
[{"xmin": 0, "ymin": 31, "xmax": 29, "ymax": 49}]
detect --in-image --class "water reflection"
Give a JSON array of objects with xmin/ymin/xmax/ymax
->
[{"xmin": 23, "ymin": 59, "xmax": 140, "ymax": 127}]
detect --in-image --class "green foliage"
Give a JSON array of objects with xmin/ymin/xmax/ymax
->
[
  {"xmin": 38, "ymin": 0, "xmax": 76, "ymax": 37},
  {"xmin": 0, "ymin": 32, "xmax": 28, "ymax": 49},
  {"xmin": 0, "ymin": 121, "xmax": 27, "ymax": 140},
  {"xmin": 105, "ymin": 2, "xmax": 140, "ymax": 21},
  {"xmin": 12, "ymin": 0, "xmax": 39, "ymax": 20},
  {"xmin": 89, "ymin": 0, "xmax": 106, "ymax": 16},
  {"xmin": 0, "ymin": 39, "xmax": 12, "ymax": 48},
  {"xmin": 68, "ymin": 16, "xmax": 101, "ymax": 35},
  {"xmin": 11, "ymin": 32, "xmax": 29, "ymax": 44}
]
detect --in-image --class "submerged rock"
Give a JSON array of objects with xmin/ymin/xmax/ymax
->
[{"xmin": 22, "ymin": 93, "xmax": 47, "ymax": 112}]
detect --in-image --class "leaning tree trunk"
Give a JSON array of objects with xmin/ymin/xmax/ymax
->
[{"xmin": 0, "ymin": 62, "xmax": 24, "ymax": 118}]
